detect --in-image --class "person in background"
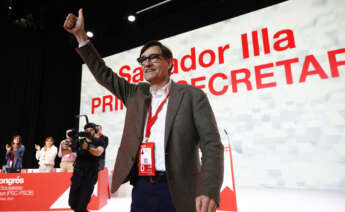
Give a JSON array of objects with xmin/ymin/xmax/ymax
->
[
  {"xmin": 35, "ymin": 136, "xmax": 58, "ymax": 172},
  {"xmin": 95, "ymin": 125, "xmax": 108, "ymax": 171},
  {"xmin": 5, "ymin": 135, "xmax": 25, "ymax": 169},
  {"xmin": 58, "ymin": 129, "xmax": 77, "ymax": 172},
  {"xmin": 68, "ymin": 123, "xmax": 106, "ymax": 212}
]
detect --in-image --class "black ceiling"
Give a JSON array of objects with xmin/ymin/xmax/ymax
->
[{"xmin": 4, "ymin": 0, "xmax": 286, "ymax": 57}]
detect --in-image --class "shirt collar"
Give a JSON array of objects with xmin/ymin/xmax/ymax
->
[{"xmin": 150, "ymin": 79, "xmax": 172, "ymax": 97}]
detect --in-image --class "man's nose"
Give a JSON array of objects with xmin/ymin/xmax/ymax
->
[{"xmin": 143, "ymin": 60, "xmax": 153, "ymax": 67}]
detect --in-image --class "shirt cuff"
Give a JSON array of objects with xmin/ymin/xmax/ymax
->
[{"xmin": 78, "ymin": 40, "xmax": 90, "ymax": 48}]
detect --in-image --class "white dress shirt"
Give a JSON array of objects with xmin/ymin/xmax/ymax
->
[
  {"xmin": 36, "ymin": 145, "xmax": 58, "ymax": 166},
  {"xmin": 143, "ymin": 80, "xmax": 171, "ymax": 171}
]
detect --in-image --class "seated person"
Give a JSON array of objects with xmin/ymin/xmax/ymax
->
[
  {"xmin": 5, "ymin": 135, "xmax": 25, "ymax": 169},
  {"xmin": 35, "ymin": 136, "xmax": 58, "ymax": 172},
  {"xmin": 58, "ymin": 130, "xmax": 77, "ymax": 172}
]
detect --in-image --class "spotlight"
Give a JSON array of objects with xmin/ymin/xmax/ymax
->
[
  {"xmin": 86, "ymin": 31, "xmax": 94, "ymax": 38},
  {"xmin": 128, "ymin": 15, "xmax": 136, "ymax": 22}
]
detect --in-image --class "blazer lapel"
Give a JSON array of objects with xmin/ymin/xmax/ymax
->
[
  {"xmin": 164, "ymin": 81, "xmax": 184, "ymax": 151},
  {"xmin": 136, "ymin": 86, "xmax": 151, "ymax": 141}
]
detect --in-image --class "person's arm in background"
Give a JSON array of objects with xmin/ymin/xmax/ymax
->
[
  {"xmin": 58, "ymin": 141, "xmax": 63, "ymax": 158},
  {"xmin": 5, "ymin": 144, "xmax": 11, "ymax": 161},
  {"xmin": 81, "ymin": 137, "xmax": 104, "ymax": 157},
  {"xmin": 35, "ymin": 144, "xmax": 41, "ymax": 160},
  {"xmin": 103, "ymin": 136, "xmax": 109, "ymax": 150},
  {"xmin": 88, "ymin": 146, "xmax": 104, "ymax": 157},
  {"xmin": 58, "ymin": 140, "xmax": 72, "ymax": 158},
  {"xmin": 63, "ymin": 129, "xmax": 74, "ymax": 157}
]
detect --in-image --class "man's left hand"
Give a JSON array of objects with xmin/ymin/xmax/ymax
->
[{"xmin": 195, "ymin": 195, "xmax": 217, "ymax": 212}]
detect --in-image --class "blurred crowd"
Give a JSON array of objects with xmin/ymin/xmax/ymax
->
[{"xmin": 3, "ymin": 124, "xmax": 108, "ymax": 173}]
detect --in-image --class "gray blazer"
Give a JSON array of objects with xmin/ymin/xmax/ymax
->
[{"xmin": 77, "ymin": 42, "xmax": 224, "ymax": 212}]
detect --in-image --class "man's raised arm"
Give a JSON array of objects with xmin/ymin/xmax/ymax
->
[{"xmin": 63, "ymin": 9, "xmax": 88, "ymax": 45}]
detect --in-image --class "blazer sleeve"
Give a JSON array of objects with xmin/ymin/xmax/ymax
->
[
  {"xmin": 75, "ymin": 42, "xmax": 138, "ymax": 106},
  {"xmin": 58, "ymin": 141, "xmax": 63, "ymax": 158},
  {"xmin": 192, "ymin": 89, "xmax": 224, "ymax": 205}
]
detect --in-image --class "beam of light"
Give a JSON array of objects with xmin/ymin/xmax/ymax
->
[{"xmin": 136, "ymin": 0, "xmax": 172, "ymax": 14}]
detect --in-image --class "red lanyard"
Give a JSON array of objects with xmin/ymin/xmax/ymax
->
[{"xmin": 145, "ymin": 90, "xmax": 170, "ymax": 139}]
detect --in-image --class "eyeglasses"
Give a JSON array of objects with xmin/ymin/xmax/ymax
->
[{"xmin": 137, "ymin": 53, "xmax": 162, "ymax": 65}]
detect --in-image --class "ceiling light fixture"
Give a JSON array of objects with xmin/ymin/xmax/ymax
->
[
  {"xmin": 86, "ymin": 31, "xmax": 94, "ymax": 38},
  {"xmin": 128, "ymin": 15, "xmax": 136, "ymax": 22}
]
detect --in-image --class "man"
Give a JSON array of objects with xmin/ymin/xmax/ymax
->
[
  {"xmin": 68, "ymin": 123, "xmax": 105, "ymax": 212},
  {"xmin": 95, "ymin": 124, "xmax": 108, "ymax": 170},
  {"xmin": 64, "ymin": 9, "xmax": 224, "ymax": 212}
]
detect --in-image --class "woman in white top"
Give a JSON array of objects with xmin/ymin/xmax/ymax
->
[{"xmin": 35, "ymin": 136, "xmax": 58, "ymax": 172}]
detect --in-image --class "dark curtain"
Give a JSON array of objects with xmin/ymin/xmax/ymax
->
[{"xmin": 1, "ymin": 19, "xmax": 82, "ymax": 169}]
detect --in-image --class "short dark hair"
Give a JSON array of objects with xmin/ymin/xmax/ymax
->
[
  {"xmin": 140, "ymin": 40, "xmax": 173, "ymax": 73},
  {"xmin": 84, "ymin": 122, "xmax": 97, "ymax": 131}
]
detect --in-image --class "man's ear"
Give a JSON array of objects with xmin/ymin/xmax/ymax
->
[{"xmin": 168, "ymin": 58, "xmax": 173, "ymax": 74}]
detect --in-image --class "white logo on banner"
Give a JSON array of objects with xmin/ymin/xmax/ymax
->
[{"xmin": 49, "ymin": 183, "xmax": 98, "ymax": 209}]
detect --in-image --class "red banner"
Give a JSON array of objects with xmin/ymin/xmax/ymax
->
[{"xmin": 0, "ymin": 168, "xmax": 109, "ymax": 211}]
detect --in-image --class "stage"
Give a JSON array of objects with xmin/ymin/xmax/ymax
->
[
  {"xmin": 2, "ymin": 170, "xmax": 344, "ymax": 212},
  {"xmin": 100, "ymin": 183, "xmax": 345, "ymax": 212}
]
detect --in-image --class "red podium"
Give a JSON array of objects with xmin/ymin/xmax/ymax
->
[{"xmin": 0, "ymin": 168, "xmax": 109, "ymax": 211}]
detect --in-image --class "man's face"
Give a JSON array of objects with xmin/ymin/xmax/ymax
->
[
  {"xmin": 96, "ymin": 126, "xmax": 102, "ymax": 135},
  {"xmin": 140, "ymin": 46, "xmax": 172, "ymax": 84}
]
